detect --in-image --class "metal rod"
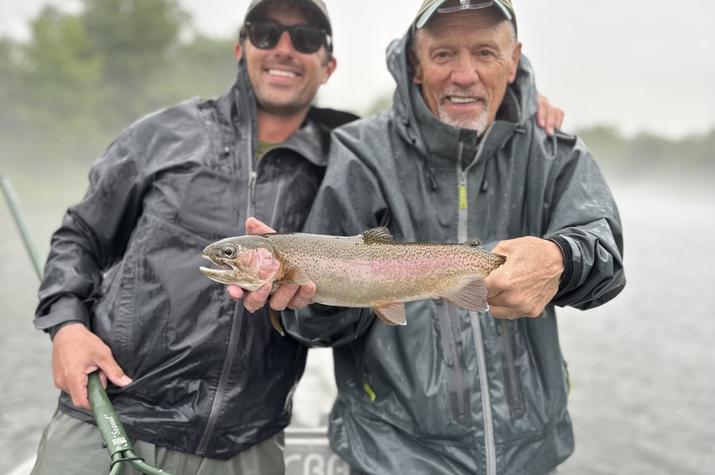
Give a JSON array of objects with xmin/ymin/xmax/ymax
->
[{"xmin": 0, "ymin": 175, "xmax": 43, "ymax": 279}]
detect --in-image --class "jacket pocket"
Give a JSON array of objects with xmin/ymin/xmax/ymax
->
[
  {"xmin": 97, "ymin": 235, "xmax": 139, "ymax": 375},
  {"xmin": 438, "ymin": 301, "xmax": 470, "ymax": 426},
  {"xmin": 500, "ymin": 319, "xmax": 526, "ymax": 420}
]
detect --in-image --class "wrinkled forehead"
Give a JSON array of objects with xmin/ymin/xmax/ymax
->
[{"xmin": 412, "ymin": 9, "xmax": 515, "ymax": 55}]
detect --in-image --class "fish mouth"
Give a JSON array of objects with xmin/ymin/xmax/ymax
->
[{"xmin": 199, "ymin": 254, "xmax": 236, "ymax": 284}]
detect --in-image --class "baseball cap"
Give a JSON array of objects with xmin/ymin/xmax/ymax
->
[
  {"xmin": 244, "ymin": 0, "xmax": 332, "ymax": 36},
  {"xmin": 414, "ymin": 0, "xmax": 517, "ymax": 34}
]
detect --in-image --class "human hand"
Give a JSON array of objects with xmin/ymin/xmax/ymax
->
[
  {"xmin": 536, "ymin": 93, "xmax": 565, "ymax": 137},
  {"xmin": 52, "ymin": 323, "xmax": 132, "ymax": 410},
  {"xmin": 227, "ymin": 217, "xmax": 316, "ymax": 312},
  {"xmin": 484, "ymin": 237, "xmax": 564, "ymax": 319}
]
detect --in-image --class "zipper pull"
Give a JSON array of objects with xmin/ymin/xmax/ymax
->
[{"xmin": 458, "ymin": 173, "xmax": 468, "ymax": 210}]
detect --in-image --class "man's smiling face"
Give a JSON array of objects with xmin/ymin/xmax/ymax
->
[
  {"xmin": 412, "ymin": 8, "xmax": 520, "ymax": 133},
  {"xmin": 237, "ymin": 4, "xmax": 335, "ymax": 116}
]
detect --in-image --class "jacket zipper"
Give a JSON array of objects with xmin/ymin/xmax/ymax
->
[
  {"xmin": 247, "ymin": 170, "xmax": 257, "ymax": 219},
  {"xmin": 268, "ymin": 175, "xmax": 286, "ymax": 227},
  {"xmin": 196, "ymin": 303, "xmax": 244, "ymax": 454},
  {"xmin": 457, "ymin": 129, "xmax": 497, "ymax": 475},
  {"xmin": 246, "ymin": 119, "xmax": 257, "ymax": 219},
  {"xmin": 197, "ymin": 117, "xmax": 255, "ymax": 454}
]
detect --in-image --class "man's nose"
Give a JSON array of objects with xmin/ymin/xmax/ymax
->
[
  {"xmin": 273, "ymin": 30, "xmax": 295, "ymax": 55},
  {"xmin": 451, "ymin": 55, "xmax": 480, "ymax": 87}
]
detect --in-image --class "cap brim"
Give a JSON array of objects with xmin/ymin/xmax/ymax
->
[
  {"xmin": 415, "ymin": 0, "xmax": 513, "ymax": 29},
  {"xmin": 493, "ymin": 1, "xmax": 513, "ymax": 21},
  {"xmin": 245, "ymin": 0, "xmax": 332, "ymax": 34},
  {"xmin": 415, "ymin": 0, "xmax": 448, "ymax": 29}
]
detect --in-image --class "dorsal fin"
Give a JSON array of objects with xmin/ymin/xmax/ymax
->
[{"xmin": 362, "ymin": 227, "xmax": 394, "ymax": 244}]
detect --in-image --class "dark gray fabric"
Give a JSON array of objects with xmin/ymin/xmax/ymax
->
[
  {"xmin": 31, "ymin": 409, "xmax": 285, "ymax": 475},
  {"xmin": 33, "ymin": 59, "xmax": 357, "ymax": 459},
  {"xmin": 283, "ymin": 30, "xmax": 625, "ymax": 475}
]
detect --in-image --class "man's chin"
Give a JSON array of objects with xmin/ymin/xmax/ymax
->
[
  {"xmin": 256, "ymin": 97, "xmax": 308, "ymax": 116},
  {"xmin": 440, "ymin": 115, "xmax": 489, "ymax": 134}
]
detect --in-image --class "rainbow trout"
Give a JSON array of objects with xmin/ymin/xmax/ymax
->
[{"xmin": 200, "ymin": 228, "xmax": 505, "ymax": 331}]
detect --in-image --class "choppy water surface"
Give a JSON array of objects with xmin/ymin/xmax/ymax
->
[{"xmin": 2, "ymin": 176, "xmax": 714, "ymax": 474}]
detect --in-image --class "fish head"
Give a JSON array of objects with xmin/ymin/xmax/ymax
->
[{"xmin": 199, "ymin": 235, "xmax": 281, "ymax": 291}]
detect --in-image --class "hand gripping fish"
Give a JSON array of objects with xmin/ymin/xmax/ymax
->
[{"xmin": 199, "ymin": 228, "xmax": 505, "ymax": 332}]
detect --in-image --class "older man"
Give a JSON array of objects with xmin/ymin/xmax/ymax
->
[{"xmin": 238, "ymin": 1, "xmax": 625, "ymax": 474}]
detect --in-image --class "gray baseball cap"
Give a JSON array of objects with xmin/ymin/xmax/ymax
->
[
  {"xmin": 414, "ymin": 0, "xmax": 517, "ymax": 34},
  {"xmin": 244, "ymin": 0, "xmax": 332, "ymax": 35}
]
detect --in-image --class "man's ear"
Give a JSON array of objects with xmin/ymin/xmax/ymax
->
[
  {"xmin": 322, "ymin": 56, "xmax": 337, "ymax": 84},
  {"xmin": 409, "ymin": 42, "xmax": 423, "ymax": 85},
  {"xmin": 508, "ymin": 42, "xmax": 522, "ymax": 83},
  {"xmin": 413, "ymin": 65, "xmax": 423, "ymax": 85},
  {"xmin": 234, "ymin": 42, "xmax": 243, "ymax": 61}
]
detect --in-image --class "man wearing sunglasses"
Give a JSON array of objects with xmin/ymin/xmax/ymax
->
[
  {"xmin": 235, "ymin": 1, "xmax": 624, "ymax": 474},
  {"xmin": 31, "ymin": 1, "xmax": 353, "ymax": 474}
]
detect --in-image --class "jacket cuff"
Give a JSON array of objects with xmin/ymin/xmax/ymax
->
[
  {"xmin": 34, "ymin": 297, "xmax": 90, "ymax": 338},
  {"xmin": 547, "ymin": 236, "xmax": 575, "ymax": 293}
]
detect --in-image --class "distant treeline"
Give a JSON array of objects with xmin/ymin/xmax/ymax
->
[
  {"xmin": 1, "ymin": 0, "xmax": 236, "ymax": 170},
  {"xmin": 1, "ymin": 0, "xmax": 712, "ymax": 178},
  {"xmin": 578, "ymin": 126, "xmax": 715, "ymax": 175}
]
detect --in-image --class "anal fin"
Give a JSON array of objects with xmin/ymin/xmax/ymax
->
[{"xmin": 373, "ymin": 302, "xmax": 407, "ymax": 326}]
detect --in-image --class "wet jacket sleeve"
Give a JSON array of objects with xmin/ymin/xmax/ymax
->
[
  {"xmin": 282, "ymin": 129, "xmax": 384, "ymax": 347},
  {"xmin": 34, "ymin": 128, "xmax": 148, "ymax": 335},
  {"xmin": 544, "ymin": 137, "xmax": 626, "ymax": 310}
]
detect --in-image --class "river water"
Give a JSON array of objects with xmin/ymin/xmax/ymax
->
[{"xmin": 1, "ymin": 174, "xmax": 714, "ymax": 474}]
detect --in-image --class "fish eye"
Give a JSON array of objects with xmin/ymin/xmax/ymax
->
[{"xmin": 221, "ymin": 245, "xmax": 237, "ymax": 258}]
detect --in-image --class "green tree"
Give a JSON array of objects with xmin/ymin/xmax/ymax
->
[
  {"xmin": 80, "ymin": 0, "xmax": 189, "ymax": 132},
  {"xmin": 0, "ymin": 38, "xmax": 22, "ymax": 135}
]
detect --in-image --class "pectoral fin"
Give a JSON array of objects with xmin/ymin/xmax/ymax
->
[
  {"xmin": 442, "ymin": 279, "xmax": 489, "ymax": 312},
  {"xmin": 282, "ymin": 266, "xmax": 312, "ymax": 285},
  {"xmin": 268, "ymin": 308, "xmax": 286, "ymax": 336},
  {"xmin": 373, "ymin": 302, "xmax": 407, "ymax": 326}
]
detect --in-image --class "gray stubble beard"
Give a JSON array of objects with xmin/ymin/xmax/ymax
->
[{"xmin": 437, "ymin": 102, "xmax": 490, "ymax": 135}]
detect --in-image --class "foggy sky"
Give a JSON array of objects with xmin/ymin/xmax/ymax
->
[{"xmin": 2, "ymin": 0, "xmax": 714, "ymax": 138}]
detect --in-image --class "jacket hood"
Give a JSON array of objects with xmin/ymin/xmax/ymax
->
[{"xmin": 386, "ymin": 29, "xmax": 539, "ymax": 165}]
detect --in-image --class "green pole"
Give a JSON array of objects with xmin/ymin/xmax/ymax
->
[
  {"xmin": 2, "ymin": 174, "xmax": 173, "ymax": 475},
  {"xmin": 88, "ymin": 373, "xmax": 172, "ymax": 475},
  {"xmin": 0, "ymin": 175, "xmax": 43, "ymax": 279}
]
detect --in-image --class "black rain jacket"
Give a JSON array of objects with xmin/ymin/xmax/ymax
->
[{"xmin": 33, "ymin": 60, "xmax": 357, "ymax": 459}]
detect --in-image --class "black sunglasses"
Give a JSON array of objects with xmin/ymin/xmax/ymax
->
[{"xmin": 242, "ymin": 20, "xmax": 332, "ymax": 55}]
